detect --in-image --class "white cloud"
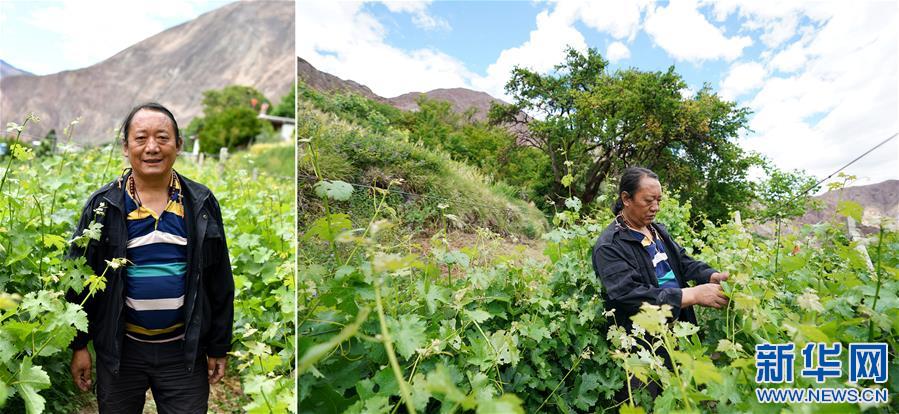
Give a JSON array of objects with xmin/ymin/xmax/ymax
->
[
  {"xmin": 757, "ymin": 13, "xmax": 798, "ymax": 48},
  {"xmin": 644, "ymin": 0, "xmax": 753, "ymax": 62},
  {"xmin": 472, "ymin": 8, "xmax": 588, "ymax": 99},
  {"xmin": 23, "ymin": 0, "xmax": 210, "ymax": 73},
  {"xmin": 740, "ymin": 2, "xmax": 898, "ymax": 186},
  {"xmin": 297, "ymin": 2, "xmax": 472, "ymax": 98},
  {"xmin": 551, "ymin": 0, "xmax": 649, "ymax": 41},
  {"xmin": 702, "ymin": 0, "xmax": 808, "ymax": 48},
  {"xmin": 606, "ymin": 41, "xmax": 631, "ymax": 62},
  {"xmin": 719, "ymin": 61, "xmax": 766, "ymax": 100},
  {"xmin": 768, "ymin": 37, "xmax": 808, "ymax": 73},
  {"xmin": 473, "ymin": 0, "xmax": 653, "ymax": 99},
  {"xmin": 381, "ymin": 0, "xmax": 449, "ymax": 31},
  {"xmin": 297, "ymin": 0, "xmax": 650, "ymax": 102}
]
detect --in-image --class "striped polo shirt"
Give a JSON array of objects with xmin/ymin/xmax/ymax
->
[
  {"xmin": 629, "ymin": 229, "xmax": 678, "ymax": 289},
  {"xmin": 124, "ymin": 173, "xmax": 187, "ymax": 343}
]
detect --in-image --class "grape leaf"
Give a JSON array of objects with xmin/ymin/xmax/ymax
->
[
  {"xmin": 387, "ymin": 314, "xmax": 427, "ymax": 359},
  {"xmin": 16, "ymin": 359, "xmax": 50, "ymax": 414},
  {"xmin": 477, "ymin": 394, "xmax": 524, "ymax": 414},
  {"xmin": 836, "ymin": 200, "xmax": 863, "ymax": 222},
  {"xmin": 314, "ymin": 180, "xmax": 354, "ymax": 201}
]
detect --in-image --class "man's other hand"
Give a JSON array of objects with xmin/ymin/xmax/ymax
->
[
  {"xmin": 207, "ymin": 356, "xmax": 227, "ymax": 384},
  {"xmin": 70, "ymin": 348, "xmax": 92, "ymax": 391}
]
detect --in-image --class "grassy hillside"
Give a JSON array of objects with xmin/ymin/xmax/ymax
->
[{"xmin": 297, "ymin": 87, "xmax": 548, "ymax": 240}]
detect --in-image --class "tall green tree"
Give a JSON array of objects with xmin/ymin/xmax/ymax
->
[
  {"xmin": 753, "ymin": 165, "xmax": 819, "ymax": 220},
  {"xmin": 199, "ymin": 106, "xmax": 263, "ymax": 152},
  {"xmin": 490, "ymin": 47, "xmax": 759, "ymax": 222},
  {"xmin": 270, "ymin": 84, "xmax": 296, "ymax": 118},
  {"xmin": 201, "ymin": 85, "xmax": 270, "ymax": 115},
  {"xmin": 190, "ymin": 85, "xmax": 271, "ymax": 153}
]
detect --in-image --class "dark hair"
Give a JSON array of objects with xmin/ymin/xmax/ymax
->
[
  {"xmin": 120, "ymin": 102, "xmax": 182, "ymax": 147},
  {"xmin": 612, "ymin": 167, "xmax": 659, "ymax": 215}
]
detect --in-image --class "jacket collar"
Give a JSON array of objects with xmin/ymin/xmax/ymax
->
[
  {"xmin": 614, "ymin": 216, "xmax": 665, "ymax": 244},
  {"xmin": 101, "ymin": 169, "xmax": 210, "ymax": 215},
  {"xmin": 177, "ymin": 172, "xmax": 212, "ymax": 216}
]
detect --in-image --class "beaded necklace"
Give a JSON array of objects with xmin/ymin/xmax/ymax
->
[
  {"xmin": 618, "ymin": 213, "xmax": 661, "ymax": 243},
  {"xmin": 128, "ymin": 171, "xmax": 177, "ymax": 207}
]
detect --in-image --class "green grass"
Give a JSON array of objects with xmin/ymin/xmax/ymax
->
[
  {"xmin": 298, "ymin": 101, "xmax": 548, "ymax": 238},
  {"xmin": 231, "ymin": 141, "xmax": 294, "ymax": 179}
]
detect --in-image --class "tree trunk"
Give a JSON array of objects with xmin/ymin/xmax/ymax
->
[{"xmin": 580, "ymin": 156, "xmax": 613, "ymax": 206}]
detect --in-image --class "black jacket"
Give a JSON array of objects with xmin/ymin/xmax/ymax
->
[
  {"xmin": 66, "ymin": 171, "xmax": 234, "ymax": 374},
  {"xmin": 591, "ymin": 217, "xmax": 717, "ymax": 332}
]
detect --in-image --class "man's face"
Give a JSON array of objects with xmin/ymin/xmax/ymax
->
[
  {"xmin": 123, "ymin": 109, "xmax": 180, "ymax": 179},
  {"xmin": 623, "ymin": 177, "xmax": 662, "ymax": 228}
]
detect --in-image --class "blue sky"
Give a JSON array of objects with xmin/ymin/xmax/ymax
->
[
  {"xmin": 0, "ymin": 1, "xmax": 894, "ymax": 187},
  {"xmin": 366, "ymin": 1, "xmax": 741, "ymax": 90},
  {"xmin": 298, "ymin": 0, "xmax": 897, "ymax": 187},
  {"xmin": 0, "ymin": 0, "xmax": 233, "ymax": 76}
]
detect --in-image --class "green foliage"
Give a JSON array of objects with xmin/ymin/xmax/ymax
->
[
  {"xmin": 490, "ymin": 47, "xmax": 761, "ymax": 223},
  {"xmin": 174, "ymin": 156, "xmax": 295, "ymax": 414},
  {"xmin": 299, "ymin": 82, "xmax": 403, "ymax": 135},
  {"xmin": 299, "ymin": 180, "xmax": 617, "ymax": 413},
  {"xmin": 191, "ymin": 85, "xmax": 275, "ymax": 154},
  {"xmin": 271, "ymin": 83, "xmax": 297, "ymax": 118},
  {"xmin": 0, "ymin": 116, "xmax": 113, "ymax": 413},
  {"xmin": 298, "ymin": 99, "xmax": 547, "ymax": 238},
  {"xmin": 1, "ymin": 114, "xmax": 294, "ymax": 413},
  {"xmin": 397, "ymin": 95, "xmax": 554, "ymax": 206},
  {"xmin": 229, "ymin": 142, "xmax": 295, "ymax": 179},
  {"xmin": 202, "ymin": 85, "xmax": 271, "ymax": 115},
  {"xmin": 301, "ymin": 145, "xmax": 899, "ymax": 413},
  {"xmin": 314, "ymin": 180, "xmax": 354, "ymax": 201},
  {"xmin": 752, "ymin": 165, "xmax": 819, "ymax": 220},
  {"xmin": 491, "ymin": 145, "xmax": 553, "ymax": 208},
  {"xmin": 199, "ymin": 106, "xmax": 265, "ymax": 152}
]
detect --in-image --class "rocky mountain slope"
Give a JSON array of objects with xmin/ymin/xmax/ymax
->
[
  {"xmin": 389, "ymin": 88, "xmax": 504, "ymax": 122},
  {"xmin": 801, "ymin": 179, "xmax": 898, "ymax": 232},
  {"xmin": 297, "ymin": 57, "xmax": 504, "ymax": 121},
  {"xmin": 297, "ymin": 57, "xmax": 384, "ymax": 103},
  {"xmin": 1, "ymin": 1, "xmax": 294, "ymax": 145}
]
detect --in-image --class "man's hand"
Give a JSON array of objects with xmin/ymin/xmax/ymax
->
[
  {"xmin": 682, "ymin": 284, "xmax": 729, "ymax": 309},
  {"xmin": 70, "ymin": 348, "xmax": 92, "ymax": 392},
  {"xmin": 710, "ymin": 272, "xmax": 729, "ymax": 284},
  {"xmin": 208, "ymin": 356, "xmax": 227, "ymax": 384}
]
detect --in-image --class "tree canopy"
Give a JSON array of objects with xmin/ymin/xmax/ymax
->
[
  {"xmin": 187, "ymin": 85, "xmax": 271, "ymax": 153},
  {"xmin": 490, "ymin": 47, "xmax": 761, "ymax": 223}
]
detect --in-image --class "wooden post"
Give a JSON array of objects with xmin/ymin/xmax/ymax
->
[{"xmin": 847, "ymin": 216, "xmax": 874, "ymax": 271}]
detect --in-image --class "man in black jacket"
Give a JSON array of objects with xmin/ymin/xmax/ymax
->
[
  {"xmin": 592, "ymin": 167, "xmax": 728, "ymax": 400},
  {"xmin": 593, "ymin": 167, "xmax": 729, "ymax": 332},
  {"xmin": 66, "ymin": 103, "xmax": 234, "ymax": 413}
]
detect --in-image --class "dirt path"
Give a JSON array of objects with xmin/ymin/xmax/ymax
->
[{"xmin": 411, "ymin": 229, "xmax": 549, "ymax": 266}]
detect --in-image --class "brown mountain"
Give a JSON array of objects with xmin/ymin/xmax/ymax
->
[
  {"xmin": 752, "ymin": 179, "xmax": 899, "ymax": 237},
  {"xmin": 297, "ymin": 57, "xmax": 506, "ymax": 122},
  {"xmin": 0, "ymin": 1, "xmax": 294, "ymax": 145},
  {"xmin": 297, "ymin": 57, "xmax": 384, "ymax": 103},
  {"xmin": 800, "ymin": 179, "xmax": 899, "ymax": 232},
  {"xmin": 388, "ymin": 88, "xmax": 505, "ymax": 122}
]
